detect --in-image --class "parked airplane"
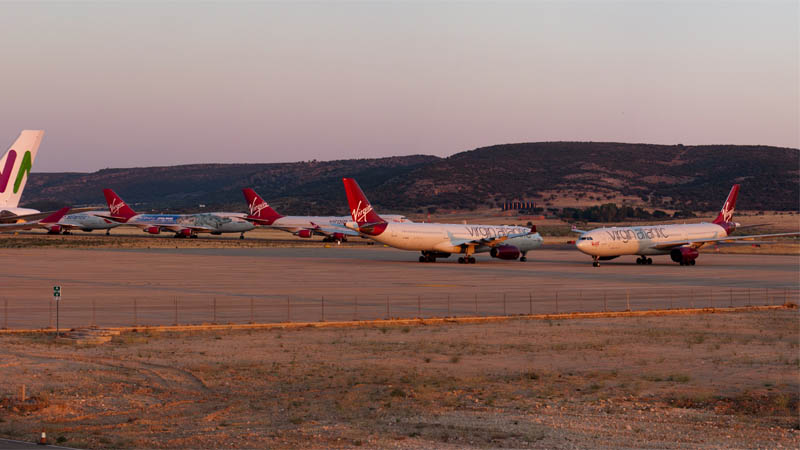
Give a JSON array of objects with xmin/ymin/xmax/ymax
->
[
  {"xmin": 243, "ymin": 188, "xmax": 411, "ymax": 242},
  {"xmin": 574, "ymin": 184, "xmax": 800, "ymax": 267},
  {"xmin": 0, "ymin": 207, "xmax": 70, "ymax": 233},
  {"xmin": 342, "ymin": 178, "xmax": 542, "ymax": 263},
  {"xmin": 0, "ymin": 130, "xmax": 44, "ymax": 219},
  {"xmin": 48, "ymin": 211, "xmax": 122, "ymax": 235},
  {"xmin": 101, "ymin": 189, "xmax": 255, "ymax": 238}
]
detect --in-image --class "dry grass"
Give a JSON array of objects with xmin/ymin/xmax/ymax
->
[{"xmin": 0, "ymin": 310, "xmax": 797, "ymax": 448}]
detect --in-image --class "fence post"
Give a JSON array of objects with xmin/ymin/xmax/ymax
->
[
  {"xmin": 747, "ymin": 288, "xmax": 751, "ymax": 306},
  {"xmin": 785, "ymin": 288, "xmax": 788, "ymax": 305},
  {"xmin": 250, "ymin": 298, "xmax": 254, "ymax": 323},
  {"xmin": 503, "ymin": 293, "xmax": 507, "ymax": 316},
  {"xmin": 134, "ymin": 298, "xmax": 138, "ymax": 326},
  {"xmin": 3, "ymin": 299, "xmax": 6, "ymax": 329},
  {"xmin": 669, "ymin": 291, "xmax": 673, "ymax": 310},
  {"xmin": 49, "ymin": 299, "xmax": 52, "ymax": 329},
  {"xmin": 710, "ymin": 289, "xmax": 713, "ymax": 309},
  {"xmin": 690, "ymin": 289, "xmax": 694, "ymax": 309},
  {"xmin": 92, "ymin": 299, "xmax": 96, "ymax": 327},
  {"xmin": 386, "ymin": 296, "xmax": 390, "ymax": 319},
  {"xmin": 321, "ymin": 296, "xmax": 325, "ymax": 322},
  {"xmin": 474, "ymin": 294, "xmax": 478, "ymax": 316},
  {"xmin": 287, "ymin": 296, "xmax": 290, "ymax": 322},
  {"xmin": 447, "ymin": 294, "xmax": 451, "ymax": 316},
  {"xmin": 730, "ymin": 288, "xmax": 733, "ymax": 308},
  {"xmin": 764, "ymin": 288, "xmax": 768, "ymax": 306},
  {"xmin": 354, "ymin": 296, "xmax": 358, "ymax": 321},
  {"xmin": 417, "ymin": 295, "xmax": 421, "ymax": 318},
  {"xmin": 555, "ymin": 291, "xmax": 559, "ymax": 314},
  {"xmin": 529, "ymin": 292, "xmax": 533, "ymax": 315},
  {"xmin": 213, "ymin": 297, "xmax": 217, "ymax": 323},
  {"xmin": 626, "ymin": 290, "xmax": 630, "ymax": 311},
  {"xmin": 173, "ymin": 297, "xmax": 178, "ymax": 325},
  {"xmin": 604, "ymin": 291, "xmax": 607, "ymax": 312}
]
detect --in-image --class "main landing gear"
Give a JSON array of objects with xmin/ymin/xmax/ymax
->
[
  {"xmin": 239, "ymin": 232, "xmax": 245, "ymax": 240},
  {"xmin": 458, "ymin": 256, "xmax": 476, "ymax": 264},
  {"xmin": 520, "ymin": 252, "xmax": 527, "ymax": 262},
  {"xmin": 636, "ymin": 256, "xmax": 653, "ymax": 265}
]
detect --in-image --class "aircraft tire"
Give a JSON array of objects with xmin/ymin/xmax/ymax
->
[
  {"xmin": 646, "ymin": 258, "xmax": 653, "ymax": 265},
  {"xmin": 592, "ymin": 261, "xmax": 599, "ymax": 267}
]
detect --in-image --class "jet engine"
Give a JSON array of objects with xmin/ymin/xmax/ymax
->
[
  {"xmin": 490, "ymin": 245, "xmax": 521, "ymax": 260},
  {"xmin": 670, "ymin": 247, "xmax": 699, "ymax": 265},
  {"xmin": 145, "ymin": 226, "xmax": 160, "ymax": 234},
  {"xmin": 46, "ymin": 225, "xmax": 62, "ymax": 234},
  {"xmin": 296, "ymin": 229, "xmax": 313, "ymax": 238},
  {"xmin": 332, "ymin": 232, "xmax": 346, "ymax": 242},
  {"xmin": 178, "ymin": 228, "xmax": 193, "ymax": 238}
]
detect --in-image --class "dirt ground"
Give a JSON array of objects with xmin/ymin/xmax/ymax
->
[{"xmin": 0, "ymin": 309, "xmax": 797, "ymax": 449}]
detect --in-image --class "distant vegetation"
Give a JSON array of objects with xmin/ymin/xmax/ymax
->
[
  {"xmin": 559, "ymin": 203, "xmax": 696, "ymax": 222},
  {"xmin": 23, "ymin": 142, "xmax": 799, "ymax": 214}
]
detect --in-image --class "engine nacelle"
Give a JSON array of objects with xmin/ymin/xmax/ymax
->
[
  {"xmin": 145, "ymin": 226, "xmax": 160, "ymax": 234},
  {"xmin": 179, "ymin": 228, "xmax": 193, "ymax": 237},
  {"xmin": 670, "ymin": 247, "xmax": 699, "ymax": 264},
  {"xmin": 296, "ymin": 229, "xmax": 313, "ymax": 238},
  {"xmin": 47, "ymin": 225, "xmax": 62, "ymax": 234},
  {"xmin": 332, "ymin": 232, "xmax": 346, "ymax": 242},
  {"xmin": 490, "ymin": 245, "xmax": 521, "ymax": 260}
]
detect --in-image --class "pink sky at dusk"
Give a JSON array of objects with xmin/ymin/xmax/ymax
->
[{"xmin": 0, "ymin": 1, "xmax": 797, "ymax": 172}]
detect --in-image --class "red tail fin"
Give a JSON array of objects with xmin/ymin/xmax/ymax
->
[
  {"xmin": 242, "ymin": 188, "xmax": 283, "ymax": 225},
  {"xmin": 103, "ymin": 189, "xmax": 137, "ymax": 221},
  {"xmin": 342, "ymin": 178, "xmax": 384, "ymax": 225},
  {"xmin": 39, "ymin": 207, "xmax": 70, "ymax": 224},
  {"xmin": 713, "ymin": 184, "xmax": 739, "ymax": 225}
]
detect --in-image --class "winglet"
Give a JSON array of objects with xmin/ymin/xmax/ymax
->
[
  {"xmin": 242, "ymin": 188, "xmax": 283, "ymax": 225},
  {"xmin": 39, "ymin": 207, "xmax": 70, "ymax": 224},
  {"xmin": 102, "ymin": 189, "xmax": 137, "ymax": 221}
]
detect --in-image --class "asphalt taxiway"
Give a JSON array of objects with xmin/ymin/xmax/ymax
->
[{"xmin": 1, "ymin": 247, "xmax": 797, "ymax": 329}]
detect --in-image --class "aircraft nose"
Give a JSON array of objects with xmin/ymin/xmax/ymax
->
[{"xmin": 575, "ymin": 238, "xmax": 589, "ymax": 254}]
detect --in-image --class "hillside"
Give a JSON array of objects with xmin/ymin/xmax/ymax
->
[{"xmin": 21, "ymin": 143, "xmax": 799, "ymax": 214}]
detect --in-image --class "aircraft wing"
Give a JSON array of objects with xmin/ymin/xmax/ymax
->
[
  {"xmin": 571, "ymin": 225, "xmax": 588, "ymax": 234},
  {"xmin": 0, "ymin": 219, "xmax": 43, "ymax": 231},
  {"xmin": 0, "ymin": 207, "xmax": 94, "ymax": 224},
  {"xmin": 651, "ymin": 232, "xmax": 800, "ymax": 250},
  {"xmin": 308, "ymin": 222, "xmax": 360, "ymax": 237},
  {"xmin": 447, "ymin": 229, "xmax": 532, "ymax": 248},
  {"xmin": 156, "ymin": 225, "xmax": 215, "ymax": 233},
  {"xmin": 0, "ymin": 207, "xmax": 71, "ymax": 231}
]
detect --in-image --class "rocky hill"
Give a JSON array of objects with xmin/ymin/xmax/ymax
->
[{"xmin": 22, "ymin": 143, "xmax": 799, "ymax": 214}]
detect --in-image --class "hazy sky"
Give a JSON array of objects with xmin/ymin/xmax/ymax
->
[{"xmin": 1, "ymin": 1, "xmax": 797, "ymax": 172}]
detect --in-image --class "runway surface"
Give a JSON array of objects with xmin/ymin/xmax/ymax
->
[{"xmin": 1, "ymin": 247, "xmax": 798, "ymax": 329}]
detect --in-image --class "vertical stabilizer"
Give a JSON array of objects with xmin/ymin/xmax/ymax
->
[
  {"xmin": 242, "ymin": 188, "xmax": 283, "ymax": 225},
  {"xmin": 102, "ymin": 189, "xmax": 137, "ymax": 221},
  {"xmin": 342, "ymin": 178, "xmax": 385, "ymax": 225},
  {"xmin": 713, "ymin": 184, "xmax": 739, "ymax": 225},
  {"xmin": 0, "ymin": 130, "xmax": 44, "ymax": 208}
]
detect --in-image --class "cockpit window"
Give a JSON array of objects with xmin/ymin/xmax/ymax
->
[{"xmin": 579, "ymin": 236, "xmax": 593, "ymax": 241}]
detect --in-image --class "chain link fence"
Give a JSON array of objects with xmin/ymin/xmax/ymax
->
[{"xmin": 1, "ymin": 287, "xmax": 797, "ymax": 330}]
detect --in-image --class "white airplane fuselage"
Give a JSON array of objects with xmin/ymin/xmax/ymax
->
[
  {"xmin": 269, "ymin": 214, "xmax": 408, "ymax": 235},
  {"xmin": 576, "ymin": 222, "xmax": 727, "ymax": 257},
  {"xmin": 61, "ymin": 211, "xmax": 121, "ymax": 231},
  {"xmin": 353, "ymin": 222, "xmax": 543, "ymax": 255},
  {"xmin": 126, "ymin": 212, "xmax": 255, "ymax": 234}
]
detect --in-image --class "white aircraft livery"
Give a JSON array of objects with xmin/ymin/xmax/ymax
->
[
  {"xmin": 49, "ymin": 211, "xmax": 121, "ymax": 235},
  {"xmin": 102, "ymin": 189, "xmax": 255, "ymax": 238},
  {"xmin": 243, "ymin": 188, "xmax": 411, "ymax": 242},
  {"xmin": 342, "ymin": 178, "xmax": 542, "ymax": 263},
  {"xmin": 574, "ymin": 184, "xmax": 800, "ymax": 266},
  {"xmin": 0, "ymin": 130, "xmax": 44, "ymax": 218}
]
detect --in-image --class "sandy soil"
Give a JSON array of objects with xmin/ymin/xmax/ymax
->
[{"xmin": 0, "ymin": 310, "xmax": 797, "ymax": 449}]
